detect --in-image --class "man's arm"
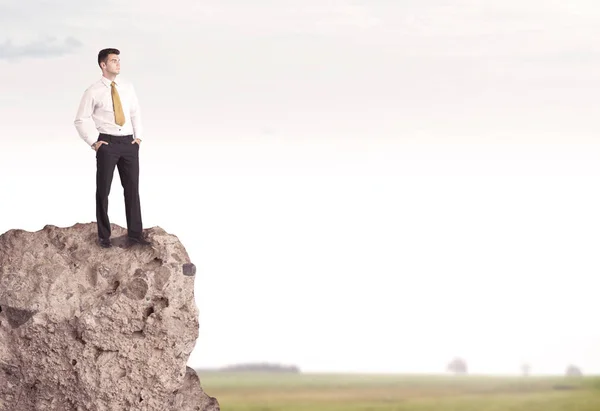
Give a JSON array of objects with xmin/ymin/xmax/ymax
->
[
  {"xmin": 74, "ymin": 88, "xmax": 98, "ymax": 148},
  {"xmin": 130, "ymin": 84, "xmax": 143, "ymax": 141}
]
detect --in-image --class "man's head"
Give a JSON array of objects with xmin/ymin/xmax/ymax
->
[{"xmin": 98, "ymin": 48, "xmax": 121, "ymax": 77}]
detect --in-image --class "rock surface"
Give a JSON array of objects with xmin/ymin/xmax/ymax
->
[{"xmin": 0, "ymin": 223, "xmax": 219, "ymax": 411}]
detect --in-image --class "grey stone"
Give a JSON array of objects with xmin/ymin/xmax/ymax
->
[
  {"xmin": 2, "ymin": 305, "xmax": 37, "ymax": 328},
  {"xmin": 182, "ymin": 263, "xmax": 196, "ymax": 277}
]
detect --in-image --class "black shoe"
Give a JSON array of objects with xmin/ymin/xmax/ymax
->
[
  {"xmin": 98, "ymin": 237, "xmax": 112, "ymax": 248},
  {"xmin": 128, "ymin": 235, "xmax": 151, "ymax": 246}
]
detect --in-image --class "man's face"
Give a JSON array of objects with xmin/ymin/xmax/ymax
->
[{"xmin": 103, "ymin": 54, "xmax": 121, "ymax": 75}]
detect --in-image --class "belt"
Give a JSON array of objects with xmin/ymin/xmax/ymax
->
[{"xmin": 98, "ymin": 133, "xmax": 134, "ymax": 143}]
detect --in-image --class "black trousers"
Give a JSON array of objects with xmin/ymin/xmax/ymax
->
[{"xmin": 95, "ymin": 133, "xmax": 142, "ymax": 240}]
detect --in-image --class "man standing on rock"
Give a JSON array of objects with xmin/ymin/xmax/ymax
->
[{"xmin": 74, "ymin": 48, "xmax": 151, "ymax": 248}]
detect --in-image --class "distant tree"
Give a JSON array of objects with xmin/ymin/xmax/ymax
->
[
  {"xmin": 447, "ymin": 357, "xmax": 468, "ymax": 375},
  {"xmin": 521, "ymin": 363, "xmax": 531, "ymax": 377},
  {"xmin": 565, "ymin": 365, "xmax": 583, "ymax": 377},
  {"xmin": 219, "ymin": 362, "xmax": 300, "ymax": 373}
]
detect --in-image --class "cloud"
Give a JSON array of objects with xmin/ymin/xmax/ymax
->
[
  {"xmin": 0, "ymin": 1, "xmax": 106, "ymax": 56},
  {"xmin": 0, "ymin": 0, "xmax": 104, "ymax": 22},
  {"xmin": 100, "ymin": 0, "xmax": 383, "ymax": 37},
  {"xmin": 312, "ymin": 2, "xmax": 382, "ymax": 32},
  {"xmin": 0, "ymin": 36, "xmax": 83, "ymax": 61}
]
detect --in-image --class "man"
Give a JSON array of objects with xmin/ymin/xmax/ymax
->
[{"xmin": 74, "ymin": 48, "xmax": 151, "ymax": 248}]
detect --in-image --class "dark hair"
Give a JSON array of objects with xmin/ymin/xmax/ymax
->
[{"xmin": 98, "ymin": 48, "xmax": 120, "ymax": 68}]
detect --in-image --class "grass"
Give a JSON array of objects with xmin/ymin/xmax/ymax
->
[{"xmin": 196, "ymin": 371, "xmax": 600, "ymax": 411}]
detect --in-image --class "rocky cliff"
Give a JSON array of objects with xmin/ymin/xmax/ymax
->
[{"xmin": 0, "ymin": 223, "xmax": 219, "ymax": 411}]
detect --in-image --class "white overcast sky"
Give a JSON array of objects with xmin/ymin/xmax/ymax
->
[{"xmin": 2, "ymin": 0, "xmax": 600, "ymax": 375}]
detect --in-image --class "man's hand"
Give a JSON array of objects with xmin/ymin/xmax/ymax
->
[
  {"xmin": 93, "ymin": 141, "xmax": 108, "ymax": 151},
  {"xmin": 131, "ymin": 138, "xmax": 142, "ymax": 145}
]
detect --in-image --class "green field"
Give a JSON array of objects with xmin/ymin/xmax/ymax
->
[{"xmin": 197, "ymin": 372, "xmax": 600, "ymax": 411}]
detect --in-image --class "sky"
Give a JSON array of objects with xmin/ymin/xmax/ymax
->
[{"xmin": 2, "ymin": 0, "xmax": 600, "ymax": 375}]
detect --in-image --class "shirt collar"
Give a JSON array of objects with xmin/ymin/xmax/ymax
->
[{"xmin": 101, "ymin": 76, "xmax": 117, "ymax": 87}]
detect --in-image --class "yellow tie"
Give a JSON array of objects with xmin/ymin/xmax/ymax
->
[{"xmin": 111, "ymin": 81, "xmax": 126, "ymax": 126}]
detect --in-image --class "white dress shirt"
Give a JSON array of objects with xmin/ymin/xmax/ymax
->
[{"xmin": 74, "ymin": 76, "xmax": 144, "ymax": 147}]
